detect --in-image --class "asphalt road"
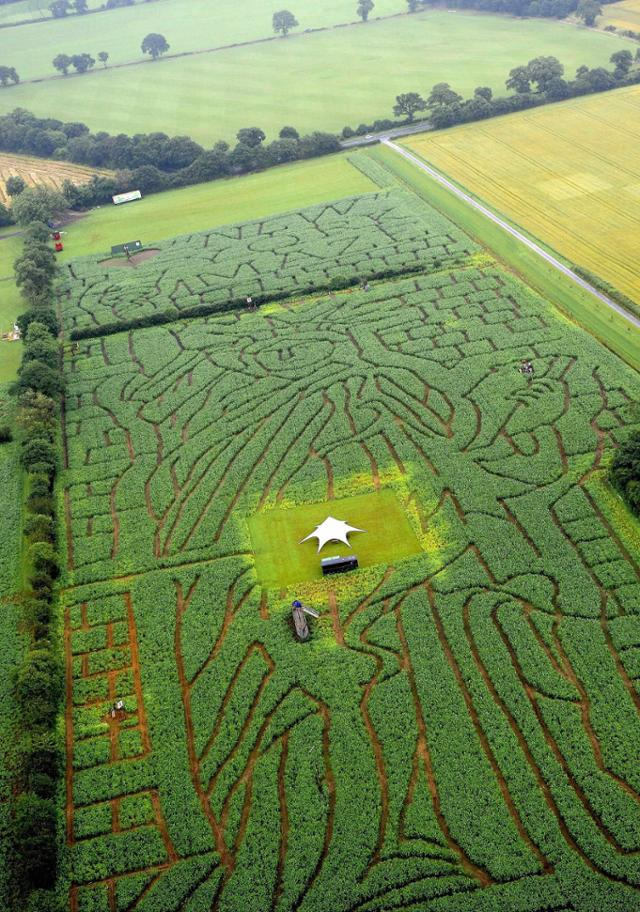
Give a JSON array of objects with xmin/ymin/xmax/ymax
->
[
  {"xmin": 340, "ymin": 120, "xmax": 433, "ymax": 148},
  {"xmin": 383, "ymin": 139, "xmax": 640, "ymax": 331}
]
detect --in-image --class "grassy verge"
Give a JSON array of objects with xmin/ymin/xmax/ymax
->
[{"xmin": 366, "ymin": 144, "xmax": 640, "ymax": 372}]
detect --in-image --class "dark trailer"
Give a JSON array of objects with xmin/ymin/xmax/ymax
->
[{"xmin": 321, "ymin": 555, "xmax": 358, "ymax": 575}]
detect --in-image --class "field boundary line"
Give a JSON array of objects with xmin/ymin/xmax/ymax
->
[{"xmin": 383, "ymin": 139, "xmax": 640, "ymax": 332}]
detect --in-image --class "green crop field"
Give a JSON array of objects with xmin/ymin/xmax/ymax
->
[
  {"xmin": 0, "ymin": 9, "xmax": 627, "ymax": 143},
  {"xmin": 58, "ymin": 174, "xmax": 640, "ymax": 910},
  {"xmin": 0, "ymin": 151, "xmax": 374, "ymax": 382}
]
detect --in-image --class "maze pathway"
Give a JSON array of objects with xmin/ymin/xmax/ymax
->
[{"xmin": 61, "ymin": 266, "xmax": 640, "ymax": 911}]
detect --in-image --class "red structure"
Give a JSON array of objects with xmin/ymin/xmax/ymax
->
[
  {"xmin": 55, "ymin": 241, "xmax": 63, "ymax": 252},
  {"xmin": 52, "ymin": 231, "xmax": 61, "ymax": 241}
]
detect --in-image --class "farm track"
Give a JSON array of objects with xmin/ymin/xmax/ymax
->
[{"xmin": 60, "ymin": 219, "xmax": 640, "ymax": 908}]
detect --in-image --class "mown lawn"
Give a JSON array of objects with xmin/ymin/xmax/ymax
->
[
  {"xmin": 0, "ymin": 10, "xmax": 626, "ymax": 142},
  {"xmin": 249, "ymin": 490, "xmax": 422, "ymax": 587}
]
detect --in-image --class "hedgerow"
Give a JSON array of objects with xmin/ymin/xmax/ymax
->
[
  {"xmin": 54, "ymin": 223, "xmax": 640, "ymax": 912},
  {"xmin": 4, "ymin": 226, "xmax": 65, "ymax": 910}
]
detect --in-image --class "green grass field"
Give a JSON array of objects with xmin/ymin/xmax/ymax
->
[
  {"xmin": 0, "ymin": 0, "xmax": 405, "ymax": 74},
  {"xmin": 0, "ymin": 10, "xmax": 627, "ymax": 142}
]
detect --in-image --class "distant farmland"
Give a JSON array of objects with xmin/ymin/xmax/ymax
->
[
  {"xmin": 599, "ymin": 0, "xmax": 640, "ymax": 31},
  {"xmin": 404, "ymin": 85, "xmax": 640, "ymax": 305},
  {"xmin": 0, "ymin": 10, "xmax": 627, "ymax": 143},
  {"xmin": 0, "ymin": 152, "xmax": 110, "ymax": 205}
]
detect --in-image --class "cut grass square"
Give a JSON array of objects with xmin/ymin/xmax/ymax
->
[{"xmin": 248, "ymin": 489, "xmax": 422, "ymax": 588}]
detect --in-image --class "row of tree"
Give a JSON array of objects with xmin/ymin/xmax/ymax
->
[
  {"xmin": 367, "ymin": 51, "xmax": 640, "ymax": 131},
  {"xmin": 52, "ymin": 51, "xmax": 107, "ymax": 74},
  {"xmin": 51, "ymin": 34, "xmax": 169, "ymax": 77},
  {"xmin": 7, "ymin": 191, "xmax": 66, "ymax": 911},
  {"xmin": 611, "ymin": 429, "xmax": 640, "ymax": 515},
  {"xmin": 0, "ymin": 109, "xmax": 341, "ymax": 206},
  {"xmin": 49, "ymin": 0, "xmax": 137, "ymax": 16}
]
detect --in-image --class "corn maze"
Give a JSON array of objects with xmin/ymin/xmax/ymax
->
[
  {"xmin": 59, "ymin": 188, "xmax": 640, "ymax": 912},
  {"xmin": 59, "ymin": 190, "xmax": 476, "ymax": 336}
]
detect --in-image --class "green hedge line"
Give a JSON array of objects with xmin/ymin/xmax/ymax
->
[
  {"xmin": 68, "ymin": 262, "xmax": 454, "ymax": 341},
  {"xmin": 7, "ymin": 226, "xmax": 64, "ymax": 910}
]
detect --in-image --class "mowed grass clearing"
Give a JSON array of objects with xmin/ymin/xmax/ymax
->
[
  {"xmin": 404, "ymin": 85, "xmax": 640, "ymax": 306},
  {"xmin": 0, "ymin": 11, "xmax": 627, "ymax": 143},
  {"xmin": 249, "ymin": 490, "xmax": 422, "ymax": 587}
]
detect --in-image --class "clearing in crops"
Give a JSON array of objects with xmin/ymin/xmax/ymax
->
[
  {"xmin": 403, "ymin": 84, "xmax": 640, "ymax": 306},
  {"xmin": 59, "ymin": 178, "xmax": 640, "ymax": 910},
  {"xmin": 0, "ymin": 9, "xmax": 627, "ymax": 143}
]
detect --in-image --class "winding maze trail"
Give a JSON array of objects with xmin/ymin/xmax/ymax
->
[{"xmin": 57, "ymin": 198, "xmax": 640, "ymax": 910}]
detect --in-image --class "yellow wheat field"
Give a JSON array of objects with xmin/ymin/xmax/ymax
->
[
  {"xmin": 0, "ymin": 152, "xmax": 111, "ymax": 205},
  {"xmin": 405, "ymin": 85, "xmax": 640, "ymax": 303},
  {"xmin": 599, "ymin": 0, "xmax": 640, "ymax": 32}
]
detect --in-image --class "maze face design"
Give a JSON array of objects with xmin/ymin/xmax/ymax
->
[
  {"xmin": 61, "ymin": 267, "xmax": 640, "ymax": 912},
  {"xmin": 59, "ymin": 190, "xmax": 476, "ymax": 334}
]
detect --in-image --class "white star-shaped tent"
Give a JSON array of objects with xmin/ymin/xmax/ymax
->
[{"xmin": 299, "ymin": 516, "xmax": 366, "ymax": 553}]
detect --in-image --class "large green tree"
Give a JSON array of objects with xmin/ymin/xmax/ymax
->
[
  {"xmin": 12, "ymin": 187, "xmax": 67, "ymax": 227},
  {"xmin": 141, "ymin": 33, "xmax": 170, "ymax": 60},
  {"xmin": 576, "ymin": 0, "xmax": 601, "ymax": 25},
  {"xmin": 236, "ymin": 127, "xmax": 266, "ymax": 147},
  {"xmin": 49, "ymin": 0, "xmax": 70, "ymax": 16},
  {"xmin": 6, "ymin": 175, "xmax": 26, "ymax": 197},
  {"xmin": 506, "ymin": 65, "xmax": 531, "ymax": 93},
  {"xmin": 71, "ymin": 53, "xmax": 95, "ymax": 74},
  {"xmin": 393, "ymin": 92, "xmax": 427, "ymax": 122},
  {"xmin": 611, "ymin": 49, "xmax": 633, "ymax": 78},
  {"xmin": 357, "ymin": 0, "xmax": 374, "ymax": 21},
  {"xmin": 427, "ymin": 82, "xmax": 462, "ymax": 108},
  {"xmin": 611, "ymin": 429, "xmax": 640, "ymax": 514},
  {"xmin": 0, "ymin": 66, "xmax": 19, "ymax": 86},
  {"xmin": 52, "ymin": 53, "xmax": 72, "ymax": 76},
  {"xmin": 272, "ymin": 10, "xmax": 298, "ymax": 35},
  {"xmin": 526, "ymin": 55, "xmax": 564, "ymax": 91}
]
